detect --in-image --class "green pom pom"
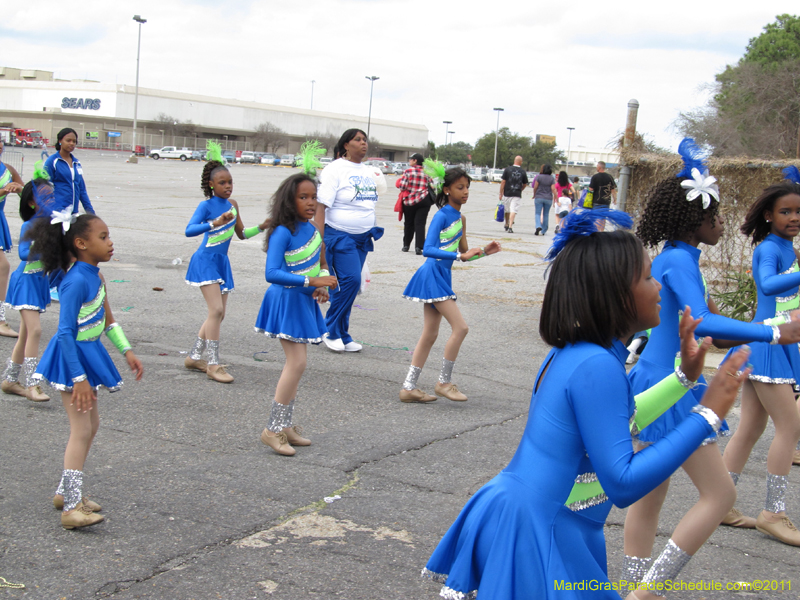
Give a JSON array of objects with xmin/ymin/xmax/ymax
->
[
  {"xmin": 206, "ymin": 140, "xmax": 224, "ymax": 164},
  {"xmin": 298, "ymin": 140, "xmax": 326, "ymax": 177},
  {"xmin": 32, "ymin": 160, "xmax": 49, "ymax": 182},
  {"xmin": 423, "ymin": 158, "xmax": 446, "ymax": 193}
]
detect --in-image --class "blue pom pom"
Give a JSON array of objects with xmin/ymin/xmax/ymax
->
[
  {"xmin": 675, "ymin": 138, "xmax": 708, "ymax": 179},
  {"xmin": 545, "ymin": 209, "xmax": 634, "ymax": 262},
  {"xmin": 782, "ymin": 166, "xmax": 800, "ymax": 185}
]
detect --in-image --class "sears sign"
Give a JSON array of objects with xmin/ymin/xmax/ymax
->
[{"xmin": 61, "ymin": 97, "xmax": 102, "ymax": 110}]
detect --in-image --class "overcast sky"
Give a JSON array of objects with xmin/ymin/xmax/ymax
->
[{"xmin": 3, "ymin": 1, "xmax": 797, "ymax": 153}]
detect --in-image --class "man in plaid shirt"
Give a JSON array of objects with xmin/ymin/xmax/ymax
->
[{"xmin": 396, "ymin": 153, "xmax": 433, "ymax": 255}]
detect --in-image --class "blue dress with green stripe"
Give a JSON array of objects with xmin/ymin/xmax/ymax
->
[
  {"xmin": 0, "ymin": 163, "xmax": 14, "ymax": 252},
  {"xmin": 402, "ymin": 204, "xmax": 461, "ymax": 303},
  {"xmin": 255, "ymin": 222, "xmax": 327, "ymax": 343},
  {"xmin": 5, "ymin": 220, "xmax": 50, "ymax": 312},
  {"xmin": 184, "ymin": 196, "xmax": 236, "ymax": 293},
  {"xmin": 34, "ymin": 261, "xmax": 122, "ymax": 392}
]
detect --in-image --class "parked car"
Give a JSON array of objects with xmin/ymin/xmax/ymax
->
[
  {"xmin": 237, "ymin": 151, "xmax": 258, "ymax": 164},
  {"xmin": 393, "ymin": 162, "xmax": 409, "ymax": 175},
  {"xmin": 365, "ymin": 159, "xmax": 393, "ymax": 174},
  {"xmin": 222, "ymin": 150, "xmax": 236, "ymax": 164},
  {"xmin": 578, "ymin": 176, "xmax": 591, "ymax": 188},
  {"xmin": 488, "ymin": 168, "xmax": 504, "ymax": 183},
  {"xmin": 191, "ymin": 150, "xmax": 206, "ymax": 161},
  {"xmin": 280, "ymin": 154, "xmax": 295, "ymax": 166},
  {"xmin": 149, "ymin": 146, "xmax": 193, "ymax": 161},
  {"xmin": 260, "ymin": 153, "xmax": 280, "ymax": 165},
  {"xmin": 469, "ymin": 167, "xmax": 488, "ymax": 182},
  {"xmin": 319, "ymin": 157, "xmax": 333, "ymax": 168}
]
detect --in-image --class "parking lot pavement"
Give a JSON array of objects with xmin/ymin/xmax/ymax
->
[{"xmin": 0, "ymin": 149, "xmax": 795, "ymax": 599}]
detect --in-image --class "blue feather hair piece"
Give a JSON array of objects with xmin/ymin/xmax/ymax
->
[
  {"xmin": 544, "ymin": 209, "xmax": 634, "ymax": 262},
  {"xmin": 783, "ymin": 165, "xmax": 800, "ymax": 185},
  {"xmin": 675, "ymin": 137, "xmax": 707, "ymax": 179}
]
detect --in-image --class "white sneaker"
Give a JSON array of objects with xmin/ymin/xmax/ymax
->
[
  {"xmin": 323, "ymin": 336, "xmax": 345, "ymax": 352},
  {"xmin": 343, "ymin": 341, "xmax": 362, "ymax": 352}
]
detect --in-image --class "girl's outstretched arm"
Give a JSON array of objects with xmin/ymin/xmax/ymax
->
[
  {"xmin": 230, "ymin": 199, "xmax": 246, "ymax": 239},
  {"xmin": 457, "ymin": 215, "xmax": 489, "ymax": 261}
]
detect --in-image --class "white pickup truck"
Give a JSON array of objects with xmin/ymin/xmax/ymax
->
[{"xmin": 149, "ymin": 146, "xmax": 193, "ymax": 161}]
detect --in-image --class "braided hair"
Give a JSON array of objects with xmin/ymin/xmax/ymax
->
[
  {"xmin": 636, "ymin": 177, "xmax": 720, "ymax": 248},
  {"xmin": 24, "ymin": 214, "xmax": 102, "ymax": 274},
  {"xmin": 200, "ymin": 160, "xmax": 229, "ymax": 199},
  {"xmin": 741, "ymin": 181, "xmax": 800, "ymax": 245},
  {"xmin": 263, "ymin": 173, "xmax": 317, "ymax": 251}
]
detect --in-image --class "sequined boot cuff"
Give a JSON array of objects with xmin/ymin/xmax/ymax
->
[
  {"xmin": 267, "ymin": 399, "xmax": 294, "ymax": 433},
  {"xmin": 61, "ymin": 469, "xmax": 83, "ymax": 512},
  {"xmin": 621, "ymin": 555, "xmax": 652, "ymax": 584},
  {"xmin": 22, "ymin": 357, "xmax": 40, "ymax": 388},
  {"xmin": 0, "ymin": 303, "xmax": 6, "ymax": 322},
  {"xmin": 403, "ymin": 365, "xmax": 422, "ymax": 391},
  {"xmin": 765, "ymin": 472, "xmax": 788, "ymax": 513},
  {"xmin": 2, "ymin": 358, "xmax": 21, "ymax": 383},
  {"xmin": 55, "ymin": 474, "xmax": 65, "ymax": 496},
  {"xmin": 206, "ymin": 340, "xmax": 220, "ymax": 366},
  {"xmin": 641, "ymin": 539, "xmax": 692, "ymax": 596},
  {"xmin": 729, "ymin": 471, "xmax": 740, "ymax": 486},
  {"xmin": 438, "ymin": 358, "xmax": 455, "ymax": 384},
  {"xmin": 189, "ymin": 337, "xmax": 206, "ymax": 360}
]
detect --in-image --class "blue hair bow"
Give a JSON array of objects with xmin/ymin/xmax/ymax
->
[{"xmin": 545, "ymin": 209, "xmax": 634, "ymax": 262}]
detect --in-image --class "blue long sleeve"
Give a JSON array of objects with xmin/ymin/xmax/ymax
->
[
  {"xmin": 757, "ymin": 243, "xmax": 800, "ymax": 296},
  {"xmin": 664, "ymin": 249, "xmax": 772, "ymax": 342},
  {"xmin": 571, "ymin": 351, "xmax": 712, "ymax": 507},
  {"xmin": 265, "ymin": 226, "xmax": 306, "ymax": 287},
  {"xmin": 17, "ymin": 222, "xmax": 32, "ymax": 261},
  {"xmin": 422, "ymin": 209, "xmax": 458, "ymax": 260},
  {"xmin": 185, "ymin": 203, "xmax": 212, "ymax": 237},
  {"xmin": 77, "ymin": 173, "xmax": 95, "ymax": 214},
  {"xmin": 56, "ymin": 274, "xmax": 87, "ymax": 381}
]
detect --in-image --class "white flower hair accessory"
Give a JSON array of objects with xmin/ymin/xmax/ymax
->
[
  {"xmin": 680, "ymin": 168, "xmax": 720, "ymax": 209},
  {"xmin": 50, "ymin": 207, "xmax": 78, "ymax": 234}
]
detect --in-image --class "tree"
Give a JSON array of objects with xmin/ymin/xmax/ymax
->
[
  {"xmin": 307, "ymin": 130, "xmax": 338, "ymax": 155},
  {"xmin": 436, "ymin": 141, "xmax": 473, "ymax": 165},
  {"xmin": 154, "ymin": 113, "xmax": 197, "ymax": 142},
  {"xmin": 253, "ymin": 122, "xmax": 288, "ymax": 153},
  {"xmin": 741, "ymin": 14, "xmax": 800, "ymax": 65},
  {"xmin": 472, "ymin": 128, "xmax": 565, "ymax": 170}
]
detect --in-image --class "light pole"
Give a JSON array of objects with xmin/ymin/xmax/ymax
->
[
  {"xmin": 130, "ymin": 14, "xmax": 146, "ymax": 163},
  {"xmin": 365, "ymin": 75, "xmax": 379, "ymax": 138},
  {"xmin": 566, "ymin": 127, "xmax": 575, "ymax": 173},
  {"xmin": 442, "ymin": 120, "xmax": 452, "ymax": 147},
  {"xmin": 492, "ymin": 107, "xmax": 504, "ymax": 169},
  {"xmin": 310, "ymin": 80, "xmax": 315, "ymax": 110},
  {"xmin": 79, "ymin": 123, "xmax": 84, "ymax": 147},
  {"xmin": 447, "ymin": 131, "xmax": 455, "ymax": 145}
]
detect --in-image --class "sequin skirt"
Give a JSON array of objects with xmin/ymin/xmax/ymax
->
[
  {"xmin": 185, "ymin": 251, "xmax": 234, "ymax": 293},
  {"xmin": 402, "ymin": 258, "xmax": 456, "ymax": 303},
  {"xmin": 5, "ymin": 268, "xmax": 50, "ymax": 312},
  {"xmin": 254, "ymin": 284, "xmax": 327, "ymax": 344},
  {"xmin": 725, "ymin": 340, "xmax": 800, "ymax": 385},
  {"xmin": 34, "ymin": 338, "xmax": 123, "ymax": 392}
]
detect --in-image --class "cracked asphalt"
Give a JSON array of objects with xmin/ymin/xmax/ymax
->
[{"xmin": 0, "ymin": 149, "xmax": 796, "ymax": 599}]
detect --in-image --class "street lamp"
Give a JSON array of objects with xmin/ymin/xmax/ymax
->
[
  {"xmin": 566, "ymin": 127, "xmax": 575, "ymax": 173},
  {"xmin": 492, "ymin": 107, "xmax": 504, "ymax": 169},
  {"xmin": 311, "ymin": 80, "xmax": 315, "ymax": 110},
  {"xmin": 447, "ymin": 131, "xmax": 455, "ymax": 145},
  {"xmin": 442, "ymin": 120, "xmax": 452, "ymax": 146},
  {"xmin": 365, "ymin": 75, "xmax": 379, "ymax": 138},
  {"xmin": 130, "ymin": 14, "xmax": 147, "ymax": 163}
]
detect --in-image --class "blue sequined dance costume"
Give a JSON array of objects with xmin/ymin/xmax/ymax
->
[
  {"xmin": 403, "ymin": 204, "xmax": 461, "ymax": 303},
  {"xmin": 254, "ymin": 222, "xmax": 327, "ymax": 344},
  {"xmin": 34, "ymin": 261, "xmax": 122, "ymax": 392},
  {"xmin": 424, "ymin": 340, "xmax": 716, "ymax": 599},
  {"xmin": 184, "ymin": 196, "xmax": 237, "ymax": 293},
  {"xmin": 0, "ymin": 163, "xmax": 14, "ymax": 252},
  {"xmin": 725, "ymin": 234, "xmax": 800, "ymax": 383},
  {"xmin": 630, "ymin": 241, "xmax": 774, "ymax": 444},
  {"xmin": 5, "ymin": 220, "xmax": 50, "ymax": 312}
]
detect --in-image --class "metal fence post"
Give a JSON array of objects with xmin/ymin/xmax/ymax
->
[{"xmin": 617, "ymin": 99, "xmax": 639, "ymax": 213}]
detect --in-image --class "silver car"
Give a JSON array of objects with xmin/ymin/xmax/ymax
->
[{"xmin": 393, "ymin": 162, "xmax": 409, "ymax": 175}]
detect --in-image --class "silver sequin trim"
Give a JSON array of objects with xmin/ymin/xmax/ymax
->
[
  {"xmin": 24, "ymin": 263, "xmax": 44, "ymax": 274},
  {"xmin": 189, "ymin": 337, "xmax": 206, "ymax": 360},
  {"xmin": 285, "ymin": 231, "xmax": 321, "ymax": 264},
  {"xmin": 78, "ymin": 320, "xmax": 103, "ymax": 334},
  {"xmin": 403, "ymin": 365, "xmax": 422, "ymax": 391},
  {"xmin": 403, "ymin": 294, "xmax": 457, "ymax": 304},
  {"xmin": 642, "ymin": 539, "xmax": 692, "ymax": 593},
  {"xmin": 439, "ymin": 233, "xmax": 461, "ymax": 248},
  {"xmin": 2, "ymin": 358, "xmax": 20, "ymax": 383},
  {"xmin": 691, "ymin": 404, "xmax": 721, "ymax": 432},
  {"xmin": 567, "ymin": 492, "xmax": 608, "ymax": 512},
  {"xmin": 267, "ymin": 399, "xmax": 294, "ymax": 433},
  {"xmin": 621, "ymin": 555, "xmax": 652, "ymax": 584},
  {"xmin": 254, "ymin": 328, "xmax": 323, "ymax": 344},
  {"xmin": 8, "ymin": 303, "xmax": 47, "ymax": 313},
  {"xmin": 72, "ymin": 374, "xmax": 87, "ymax": 383},
  {"xmin": 32, "ymin": 373, "xmax": 122, "ymax": 393},
  {"xmin": 0, "ymin": 303, "xmax": 5, "ymax": 321},
  {"xmin": 77, "ymin": 287, "xmax": 104, "ymax": 325},
  {"xmin": 439, "ymin": 358, "xmax": 455, "ymax": 384},
  {"xmin": 22, "ymin": 357, "xmax": 39, "ymax": 388},
  {"xmin": 629, "ymin": 409, "xmax": 640, "ymax": 438},
  {"xmin": 185, "ymin": 278, "xmax": 232, "ymax": 294},
  {"xmin": 765, "ymin": 472, "xmax": 788, "ymax": 513},
  {"xmin": 421, "ymin": 570, "xmax": 476, "ymax": 600},
  {"xmin": 776, "ymin": 292, "xmax": 798, "ymax": 304},
  {"xmin": 61, "ymin": 469, "xmax": 83, "ymax": 512},
  {"xmin": 574, "ymin": 472, "xmax": 598, "ymax": 484},
  {"xmin": 779, "ymin": 260, "xmax": 798, "ymax": 276},
  {"xmin": 747, "ymin": 374, "xmax": 795, "ymax": 384},
  {"xmin": 292, "ymin": 260, "xmax": 321, "ymax": 276},
  {"xmin": 206, "ymin": 340, "xmax": 221, "ymax": 366}
]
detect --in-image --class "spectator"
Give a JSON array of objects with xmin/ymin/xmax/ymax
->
[
  {"xmin": 396, "ymin": 153, "xmax": 432, "ymax": 255},
  {"xmin": 532, "ymin": 164, "xmax": 556, "ymax": 236},
  {"xmin": 498, "ymin": 155, "xmax": 528, "ymax": 233}
]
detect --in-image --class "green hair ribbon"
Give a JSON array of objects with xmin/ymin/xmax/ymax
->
[
  {"xmin": 298, "ymin": 140, "xmax": 326, "ymax": 177},
  {"xmin": 423, "ymin": 158, "xmax": 446, "ymax": 194},
  {"xmin": 206, "ymin": 140, "xmax": 225, "ymax": 164},
  {"xmin": 32, "ymin": 160, "xmax": 49, "ymax": 181}
]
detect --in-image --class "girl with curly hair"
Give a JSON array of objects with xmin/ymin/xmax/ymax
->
[
  {"xmin": 720, "ymin": 174, "xmax": 800, "ymax": 547},
  {"xmin": 621, "ymin": 142, "xmax": 800, "ymax": 597},
  {"xmin": 183, "ymin": 143, "xmax": 269, "ymax": 383}
]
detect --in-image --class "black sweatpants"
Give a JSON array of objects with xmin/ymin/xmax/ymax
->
[{"xmin": 402, "ymin": 199, "xmax": 432, "ymax": 250}]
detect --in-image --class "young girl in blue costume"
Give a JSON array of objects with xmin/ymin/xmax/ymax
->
[
  {"xmin": 0, "ymin": 136, "xmax": 24, "ymax": 337},
  {"xmin": 255, "ymin": 144, "xmax": 338, "ymax": 456},
  {"xmin": 399, "ymin": 164, "xmax": 500, "ymax": 403},
  {"xmin": 423, "ymin": 209, "xmax": 752, "ymax": 600},
  {"xmin": 721, "ymin": 171, "xmax": 800, "ymax": 547},
  {"xmin": 184, "ymin": 142, "xmax": 269, "ymax": 383},
  {"xmin": 621, "ymin": 143, "xmax": 800, "ymax": 596},
  {"xmin": 1, "ymin": 166, "xmax": 53, "ymax": 402},
  {"xmin": 26, "ymin": 204, "xmax": 143, "ymax": 530}
]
